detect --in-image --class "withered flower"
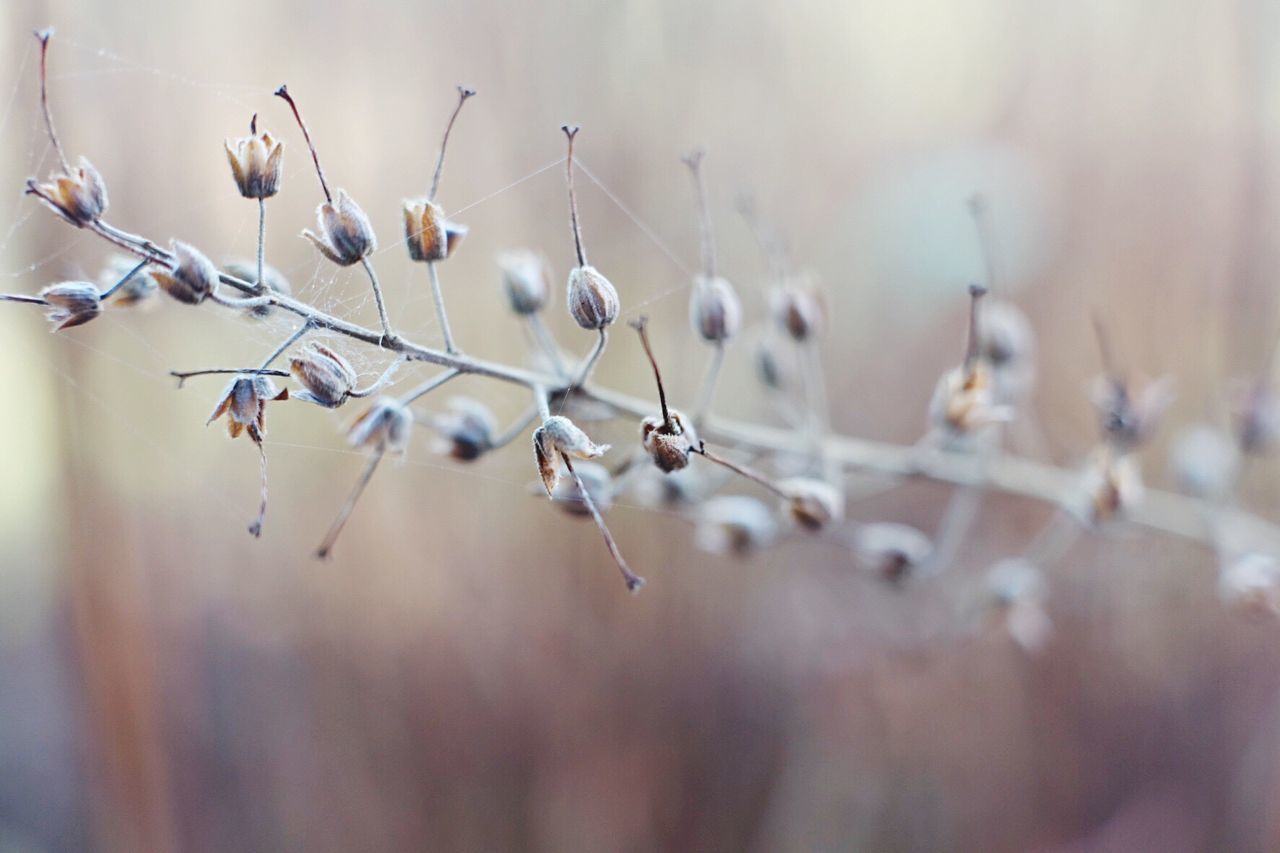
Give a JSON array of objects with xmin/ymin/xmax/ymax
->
[
  {"xmin": 694, "ymin": 495, "xmax": 779, "ymax": 556},
  {"xmin": 225, "ymin": 117, "xmax": 284, "ymax": 199},
  {"xmin": 854, "ymin": 522, "xmax": 933, "ymax": 584},
  {"xmin": 928, "ymin": 285, "xmax": 1012, "ymax": 437},
  {"xmin": 27, "ymin": 156, "xmax": 107, "ymax": 228},
  {"xmin": 39, "ymin": 281, "xmax": 100, "ymax": 331},
  {"xmin": 404, "ymin": 198, "xmax": 467, "ymax": 262},
  {"xmin": 348, "ymin": 398, "xmax": 414, "ymax": 453},
  {"xmin": 690, "ymin": 276, "xmax": 743, "ymax": 343},
  {"xmin": 532, "ymin": 415, "xmax": 610, "ymax": 497},
  {"xmin": 153, "ymin": 241, "xmax": 218, "ymax": 305},
  {"xmin": 290, "ymin": 342, "xmax": 358, "ymax": 408},
  {"xmin": 207, "ymin": 373, "xmax": 289, "ymax": 538},
  {"xmin": 304, "ymin": 189, "xmax": 376, "ymax": 266},
  {"xmin": 768, "ymin": 277, "xmax": 825, "ymax": 342},
  {"xmin": 430, "ymin": 397, "xmax": 497, "ymax": 461},
  {"xmin": 561, "ymin": 125, "xmax": 620, "ymax": 331},
  {"xmin": 1090, "ymin": 374, "xmax": 1174, "ymax": 452},
  {"xmin": 1078, "ymin": 446, "xmax": 1143, "ymax": 525},
  {"xmin": 498, "ymin": 250, "xmax": 551, "ymax": 315},
  {"xmin": 778, "ymin": 477, "xmax": 845, "ymax": 531},
  {"xmin": 632, "ymin": 316, "xmax": 698, "ymax": 471}
]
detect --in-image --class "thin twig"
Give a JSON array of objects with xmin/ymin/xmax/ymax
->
[
  {"xmin": 693, "ymin": 341, "xmax": 725, "ymax": 430},
  {"xmin": 529, "ymin": 313, "xmax": 568, "ymax": 378},
  {"xmin": 489, "ymin": 405, "xmax": 539, "ymax": 450},
  {"xmin": 692, "ymin": 441, "xmax": 789, "ymax": 499},
  {"xmin": 274, "ymin": 85, "xmax": 331, "ymax": 203},
  {"xmin": 398, "ymin": 368, "xmax": 460, "ymax": 405},
  {"xmin": 258, "ymin": 321, "xmax": 313, "ymax": 371},
  {"xmin": 426, "ymin": 261, "xmax": 457, "ymax": 354},
  {"xmin": 169, "ymin": 368, "xmax": 289, "ymax": 388},
  {"xmin": 573, "ymin": 328, "xmax": 608, "ymax": 389},
  {"xmin": 316, "ymin": 448, "xmax": 385, "ymax": 559},
  {"xmin": 682, "ymin": 148, "xmax": 717, "ymax": 280},
  {"xmin": 359, "ymin": 256, "xmax": 396, "ymax": 345},
  {"xmin": 0, "ymin": 293, "xmax": 47, "ymax": 306},
  {"xmin": 429, "ymin": 87, "xmax": 476, "ymax": 201},
  {"xmin": 562, "ymin": 452, "xmax": 645, "ymax": 592},
  {"xmin": 629, "ymin": 316, "xmax": 673, "ymax": 428},
  {"xmin": 100, "ymin": 259, "xmax": 150, "ymax": 301},
  {"xmin": 255, "ymin": 197, "xmax": 267, "ymax": 293},
  {"xmin": 562, "ymin": 125, "xmax": 587, "ymax": 266},
  {"xmin": 349, "ymin": 357, "xmax": 408, "ymax": 398},
  {"xmin": 34, "ymin": 29, "xmax": 70, "ymax": 173}
]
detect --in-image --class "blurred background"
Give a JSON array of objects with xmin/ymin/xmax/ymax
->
[{"xmin": 3, "ymin": 0, "xmax": 1280, "ymax": 850}]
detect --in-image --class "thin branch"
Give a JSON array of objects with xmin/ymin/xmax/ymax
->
[
  {"xmin": 964, "ymin": 283, "xmax": 987, "ymax": 370},
  {"xmin": 349, "ymin": 357, "xmax": 408, "ymax": 398},
  {"xmin": 682, "ymin": 147, "xmax": 717, "ymax": 280},
  {"xmin": 562, "ymin": 125, "xmax": 587, "ymax": 266},
  {"xmin": 34, "ymin": 29, "xmax": 70, "ymax": 173},
  {"xmin": 0, "ymin": 293, "xmax": 48, "ymax": 306},
  {"xmin": 573, "ymin": 328, "xmax": 608, "ymax": 389},
  {"xmin": 316, "ymin": 448, "xmax": 384, "ymax": 559},
  {"xmin": 255, "ymin": 197, "xmax": 267, "ymax": 293},
  {"xmin": 398, "ymin": 368, "xmax": 460, "ymax": 405},
  {"xmin": 100, "ymin": 258, "xmax": 150, "ymax": 301},
  {"xmin": 490, "ymin": 405, "xmax": 539, "ymax": 450},
  {"xmin": 429, "ymin": 86, "xmax": 476, "ymax": 201},
  {"xmin": 561, "ymin": 452, "xmax": 645, "ymax": 592},
  {"xmin": 692, "ymin": 441, "xmax": 789, "ymax": 499},
  {"xmin": 169, "ymin": 368, "xmax": 289, "ymax": 388},
  {"xmin": 257, "ymin": 321, "xmax": 313, "ymax": 371},
  {"xmin": 693, "ymin": 341, "xmax": 725, "ymax": 430},
  {"xmin": 359, "ymin": 256, "xmax": 396, "ymax": 345},
  {"xmin": 274, "ymin": 85, "xmax": 331, "ymax": 203},
  {"xmin": 629, "ymin": 316, "xmax": 673, "ymax": 428},
  {"xmin": 967, "ymin": 193, "xmax": 1000, "ymax": 292},
  {"xmin": 529, "ymin": 313, "xmax": 568, "ymax": 378},
  {"xmin": 426, "ymin": 261, "xmax": 457, "ymax": 354}
]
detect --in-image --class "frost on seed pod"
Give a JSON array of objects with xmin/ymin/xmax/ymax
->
[
  {"xmin": 290, "ymin": 343, "xmax": 358, "ymax": 409},
  {"xmin": 689, "ymin": 276, "xmax": 743, "ymax": 343},
  {"xmin": 225, "ymin": 123, "xmax": 284, "ymax": 199},
  {"xmin": 854, "ymin": 522, "xmax": 933, "ymax": 584},
  {"xmin": 498, "ymin": 250, "xmax": 551, "ymax": 315},
  {"xmin": 223, "ymin": 260, "xmax": 292, "ymax": 319},
  {"xmin": 26, "ymin": 156, "xmax": 108, "ymax": 227},
  {"xmin": 1091, "ymin": 374, "xmax": 1174, "ymax": 451},
  {"xmin": 768, "ymin": 278, "xmax": 824, "ymax": 342},
  {"xmin": 1218, "ymin": 552, "xmax": 1280, "ymax": 617},
  {"xmin": 1234, "ymin": 380, "xmax": 1280, "ymax": 455},
  {"xmin": 694, "ymin": 495, "xmax": 778, "ymax": 556},
  {"xmin": 778, "ymin": 477, "xmax": 845, "ymax": 531},
  {"xmin": 153, "ymin": 241, "xmax": 218, "ymax": 305},
  {"xmin": 39, "ymin": 282, "xmax": 101, "ymax": 331},
  {"xmin": 303, "ymin": 189, "xmax": 376, "ymax": 266},
  {"xmin": 1170, "ymin": 424, "xmax": 1240, "ymax": 502},
  {"xmin": 99, "ymin": 255, "xmax": 157, "ymax": 307},
  {"xmin": 532, "ymin": 415, "xmax": 610, "ymax": 497},
  {"xmin": 928, "ymin": 362, "xmax": 1012, "ymax": 437},
  {"xmin": 567, "ymin": 265, "xmax": 620, "ymax": 330},
  {"xmin": 348, "ymin": 398, "xmax": 414, "ymax": 453},
  {"xmin": 430, "ymin": 397, "xmax": 497, "ymax": 461},
  {"xmin": 1077, "ymin": 447, "xmax": 1143, "ymax": 525},
  {"xmin": 550, "ymin": 461, "xmax": 613, "ymax": 516},
  {"xmin": 207, "ymin": 374, "xmax": 288, "ymax": 441},
  {"xmin": 641, "ymin": 409, "xmax": 698, "ymax": 473},
  {"xmin": 403, "ymin": 198, "xmax": 467, "ymax": 262}
]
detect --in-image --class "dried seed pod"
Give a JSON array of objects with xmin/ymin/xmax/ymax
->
[
  {"xmin": 854, "ymin": 522, "xmax": 933, "ymax": 584},
  {"xmin": 1091, "ymin": 375, "xmax": 1174, "ymax": 451},
  {"xmin": 27, "ymin": 156, "xmax": 108, "ymax": 227},
  {"xmin": 694, "ymin": 495, "xmax": 779, "ymax": 556},
  {"xmin": 39, "ymin": 281, "xmax": 101, "ymax": 330},
  {"xmin": 1170, "ymin": 424, "xmax": 1240, "ymax": 502},
  {"xmin": 1078, "ymin": 447, "xmax": 1143, "ymax": 525},
  {"xmin": 153, "ymin": 241, "xmax": 218, "ymax": 305},
  {"xmin": 768, "ymin": 278, "xmax": 824, "ymax": 342},
  {"xmin": 303, "ymin": 189, "xmax": 376, "ymax": 266},
  {"xmin": 98, "ymin": 255, "xmax": 157, "ymax": 307},
  {"xmin": 532, "ymin": 415, "xmax": 610, "ymax": 497},
  {"xmin": 567, "ymin": 265, "xmax": 620, "ymax": 331},
  {"xmin": 689, "ymin": 275, "xmax": 743, "ymax": 343},
  {"xmin": 928, "ymin": 362, "xmax": 1011, "ymax": 436},
  {"xmin": 778, "ymin": 477, "xmax": 845, "ymax": 531},
  {"xmin": 979, "ymin": 299, "xmax": 1036, "ymax": 404},
  {"xmin": 1219, "ymin": 552, "xmax": 1280, "ymax": 617},
  {"xmin": 207, "ymin": 374, "xmax": 288, "ymax": 441},
  {"xmin": 290, "ymin": 342, "xmax": 358, "ymax": 408},
  {"xmin": 225, "ymin": 119, "xmax": 284, "ymax": 199},
  {"xmin": 641, "ymin": 409, "xmax": 698, "ymax": 473},
  {"xmin": 754, "ymin": 334, "xmax": 796, "ymax": 392},
  {"xmin": 223, "ymin": 259, "xmax": 292, "ymax": 319},
  {"xmin": 498, "ymin": 250, "xmax": 551, "ymax": 315},
  {"xmin": 431, "ymin": 397, "xmax": 497, "ymax": 461},
  {"xmin": 550, "ymin": 460, "xmax": 613, "ymax": 516},
  {"xmin": 403, "ymin": 198, "xmax": 467, "ymax": 262},
  {"xmin": 348, "ymin": 398, "xmax": 414, "ymax": 453},
  {"xmin": 1234, "ymin": 380, "xmax": 1280, "ymax": 455},
  {"xmin": 984, "ymin": 558, "xmax": 1052, "ymax": 654}
]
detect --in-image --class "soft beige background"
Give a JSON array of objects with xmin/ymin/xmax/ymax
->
[{"xmin": 2, "ymin": 1, "xmax": 1280, "ymax": 851}]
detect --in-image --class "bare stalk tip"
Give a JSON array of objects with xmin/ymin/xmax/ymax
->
[
  {"xmin": 275, "ymin": 84, "xmax": 331, "ymax": 202},
  {"xmin": 250, "ymin": 112, "xmax": 258, "ymax": 135},
  {"xmin": 428, "ymin": 85, "xmax": 478, "ymax": 200},
  {"xmin": 562, "ymin": 124, "xmax": 586, "ymax": 266},
  {"xmin": 34, "ymin": 26, "xmax": 68, "ymax": 172},
  {"xmin": 630, "ymin": 315, "xmax": 673, "ymax": 428}
]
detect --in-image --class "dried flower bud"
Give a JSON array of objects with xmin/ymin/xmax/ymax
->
[
  {"xmin": 550, "ymin": 461, "xmax": 613, "ymax": 516},
  {"xmin": 348, "ymin": 398, "xmax": 413, "ymax": 453},
  {"xmin": 985, "ymin": 558, "xmax": 1052, "ymax": 654},
  {"xmin": 928, "ymin": 363, "xmax": 1012, "ymax": 437},
  {"xmin": 854, "ymin": 522, "xmax": 933, "ymax": 584},
  {"xmin": 979, "ymin": 300, "xmax": 1036, "ymax": 404},
  {"xmin": 1170, "ymin": 424, "xmax": 1240, "ymax": 502},
  {"xmin": 641, "ymin": 409, "xmax": 699, "ymax": 473},
  {"xmin": 1078, "ymin": 447, "xmax": 1143, "ymax": 524},
  {"xmin": 1234, "ymin": 380, "xmax": 1280, "ymax": 455},
  {"xmin": 567, "ymin": 265, "xmax": 619, "ymax": 330},
  {"xmin": 532, "ymin": 415, "xmax": 610, "ymax": 497},
  {"xmin": 689, "ymin": 276, "xmax": 743, "ymax": 343},
  {"xmin": 27, "ymin": 156, "xmax": 108, "ymax": 227},
  {"xmin": 498, "ymin": 250, "xmax": 551, "ymax": 315},
  {"xmin": 290, "ymin": 343, "xmax": 358, "ymax": 408},
  {"xmin": 694, "ymin": 495, "xmax": 778, "ymax": 556},
  {"xmin": 39, "ymin": 281, "xmax": 100, "ymax": 330},
  {"xmin": 403, "ymin": 198, "xmax": 467, "ymax": 262},
  {"xmin": 1091, "ymin": 375, "xmax": 1174, "ymax": 451},
  {"xmin": 223, "ymin": 259, "xmax": 292, "ymax": 319},
  {"xmin": 225, "ymin": 125, "xmax": 284, "ymax": 199},
  {"xmin": 153, "ymin": 241, "xmax": 218, "ymax": 305},
  {"xmin": 304, "ymin": 189, "xmax": 376, "ymax": 266},
  {"xmin": 778, "ymin": 477, "xmax": 844, "ymax": 531},
  {"xmin": 1219, "ymin": 552, "xmax": 1280, "ymax": 617},
  {"xmin": 768, "ymin": 278, "xmax": 824, "ymax": 342},
  {"xmin": 430, "ymin": 397, "xmax": 497, "ymax": 461},
  {"xmin": 99, "ymin": 255, "xmax": 157, "ymax": 307},
  {"xmin": 207, "ymin": 374, "xmax": 287, "ymax": 441}
]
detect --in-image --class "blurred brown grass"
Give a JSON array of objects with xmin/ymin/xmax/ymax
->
[{"xmin": 3, "ymin": 0, "xmax": 1280, "ymax": 850}]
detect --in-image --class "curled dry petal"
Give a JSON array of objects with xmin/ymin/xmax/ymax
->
[
  {"xmin": 225, "ymin": 130, "xmax": 284, "ymax": 199},
  {"xmin": 39, "ymin": 281, "xmax": 101, "ymax": 330},
  {"xmin": 532, "ymin": 415, "xmax": 609, "ymax": 497}
]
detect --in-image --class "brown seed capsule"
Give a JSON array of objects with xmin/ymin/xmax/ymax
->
[
  {"xmin": 689, "ymin": 275, "xmax": 743, "ymax": 343},
  {"xmin": 26, "ymin": 156, "xmax": 108, "ymax": 228},
  {"xmin": 693, "ymin": 495, "xmax": 779, "ymax": 556},
  {"xmin": 222, "ymin": 259, "xmax": 292, "ymax": 319},
  {"xmin": 532, "ymin": 415, "xmax": 610, "ymax": 497},
  {"xmin": 153, "ymin": 241, "xmax": 218, "ymax": 305},
  {"xmin": 498, "ymin": 250, "xmax": 551, "ymax": 315},
  {"xmin": 550, "ymin": 460, "xmax": 613, "ymax": 516},
  {"xmin": 567, "ymin": 265, "xmax": 620, "ymax": 331},
  {"xmin": 641, "ymin": 409, "xmax": 698, "ymax": 473},
  {"xmin": 778, "ymin": 477, "xmax": 844, "ymax": 531},
  {"xmin": 403, "ymin": 198, "xmax": 467, "ymax": 262},
  {"xmin": 348, "ymin": 398, "xmax": 414, "ymax": 453},
  {"xmin": 39, "ymin": 281, "xmax": 100, "ymax": 330},
  {"xmin": 225, "ymin": 121, "xmax": 284, "ymax": 199},
  {"xmin": 854, "ymin": 522, "xmax": 933, "ymax": 584},
  {"xmin": 303, "ymin": 189, "xmax": 376, "ymax": 266},
  {"xmin": 207, "ymin": 374, "xmax": 288, "ymax": 441},
  {"xmin": 430, "ymin": 397, "xmax": 497, "ymax": 461},
  {"xmin": 768, "ymin": 278, "xmax": 824, "ymax": 342},
  {"xmin": 290, "ymin": 343, "xmax": 358, "ymax": 408}
]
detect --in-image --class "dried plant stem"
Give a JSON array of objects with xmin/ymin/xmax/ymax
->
[
  {"xmin": 561, "ymin": 452, "xmax": 645, "ymax": 592},
  {"xmin": 274, "ymin": 85, "xmax": 331, "ymax": 203},
  {"xmin": 489, "ymin": 406, "xmax": 539, "ymax": 450},
  {"xmin": 528, "ymin": 314, "xmax": 568, "ymax": 378},
  {"xmin": 349, "ymin": 358, "xmax": 407, "ymax": 398},
  {"xmin": 426, "ymin": 262, "xmax": 457, "ymax": 354},
  {"xmin": 169, "ymin": 368, "xmax": 290, "ymax": 387},
  {"xmin": 359, "ymin": 257, "xmax": 396, "ymax": 345},
  {"xmin": 693, "ymin": 342, "xmax": 725, "ymax": 429},
  {"xmin": 248, "ymin": 439, "xmax": 269, "ymax": 537},
  {"xmin": 682, "ymin": 148, "xmax": 717, "ymax": 280},
  {"xmin": 562, "ymin": 125, "xmax": 587, "ymax": 266},
  {"xmin": 0, "ymin": 293, "xmax": 47, "ymax": 305},
  {"xmin": 630, "ymin": 317, "xmax": 673, "ymax": 428},
  {"xmin": 398, "ymin": 368, "xmax": 460, "ymax": 405},
  {"xmin": 968, "ymin": 194, "xmax": 1000, "ymax": 291},
  {"xmin": 35, "ymin": 30, "xmax": 70, "ymax": 173},
  {"xmin": 574, "ymin": 329, "xmax": 608, "ymax": 389},
  {"xmin": 99, "ymin": 259, "xmax": 150, "ymax": 300},
  {"xmin": 429, "ymin": 87, "xmax": 476, "ymax": 201},
  {"xmin": 693, "ymin": 442, "xmax": 789, "ymax": 500},
  {"xmin": 258, "ymin": 321, "xmax": 312, "ymax": 371},
  {"xmin": 255, "ymin": 198, "xmax": 267, "ymax": 293},
  {"xmin": 209, "ymin": 287, "xmax": 273, "ymax": 312},
  {"xmin": 316, "ymin": 448, "xmax": 384, "ymax": 559}
]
